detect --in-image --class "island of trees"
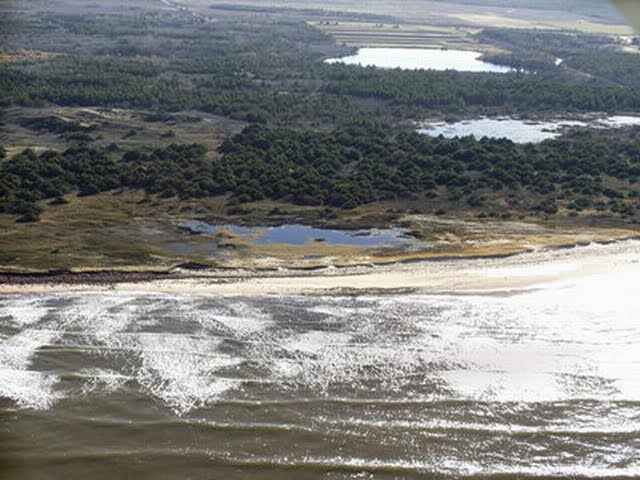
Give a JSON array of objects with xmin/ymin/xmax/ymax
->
[{"xmin": 0, "ymin": 1, "xmax": 639, "ymax": 227}]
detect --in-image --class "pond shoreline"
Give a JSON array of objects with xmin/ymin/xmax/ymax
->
[
  {"xmin": 325, "ymin": 47, "xmax": 513, "ymax": 72},
  {"xmin": 417, "ymin": 113, "xmax": 640, "ymax": 143},
  {"xmin": 1, "ymin": 236, "xmax": 638, "ymax": 296}
]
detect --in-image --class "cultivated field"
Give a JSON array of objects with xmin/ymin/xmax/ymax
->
[
  {"xmin": 310, "ymin": 21, "xmax": 491, "ymax": 50},
  {"xmin": 199, "ymin": 0, "xmax": 630, "ymax": 32},
  {"xmin": 449, "ymin": 13, "xmax": 634, "ymax": 35}
]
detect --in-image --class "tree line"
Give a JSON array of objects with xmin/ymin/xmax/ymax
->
[{"xmin": 2, "ymin": 124, "xmax": 638, "ymax": 222}]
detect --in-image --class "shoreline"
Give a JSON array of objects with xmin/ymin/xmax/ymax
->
[{"xmin": 0, "ymin": 238, "xmax": 638, "ymax": 296}]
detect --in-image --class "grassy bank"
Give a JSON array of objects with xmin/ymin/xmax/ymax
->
[{"xmin": 1, "ymin": 189, "xmax": 637, "ymax": 272}]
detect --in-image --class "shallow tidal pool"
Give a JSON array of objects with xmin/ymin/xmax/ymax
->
[
  {"xmin": 180, "ymin": 221, "xmax": 414, "ymax": 247},
  {"xmin": 418, "ymin": 115, "xmax": 640, "ymax": 143}
]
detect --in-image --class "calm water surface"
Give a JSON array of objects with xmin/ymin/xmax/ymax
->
[
  {"xmin": 419, "ymin": 115, "xmax": 640, "ymax": 143},
  {"xmin": 325, "ymin": 48, "xmax": 513, "ymax": 73},
  {"xmin": 1, "ymin": 242, "xmax": 639, "ymax": 479},
  {"xmin": 180, "ymin": 221, "xmax": 414, "ymax": 247}
]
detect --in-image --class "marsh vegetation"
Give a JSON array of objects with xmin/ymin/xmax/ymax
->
[{"xmin": 0, "ymin": 0, "xmax": 639, "ymax": 267}]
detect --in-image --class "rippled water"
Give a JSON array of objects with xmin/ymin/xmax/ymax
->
[
  {"xmin": 325, "ymin": 48, "xmax": 512, "ymax": 73},
  {"xmin": 1, "ymin": 260, "xmax": 639, "ymax": 478}
]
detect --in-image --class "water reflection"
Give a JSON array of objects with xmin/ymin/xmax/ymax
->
[
  {"xmin": 325, "ymin": 47, "xmax": 513, "ymax": 72},
  {"xmin": 180, "ymin": 221, "xmax": 414, "ymax": 247},
  {"xmin": 419, "ymin": 115, "xmax": 640, "ymax": 143}
]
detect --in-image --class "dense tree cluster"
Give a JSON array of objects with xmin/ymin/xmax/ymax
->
[
  {"xmin": 478, "ymin": 29, "xmax": 613, "ymax": 55},
  {"xmin": 0, "ymin": 57, "xmax": 364, "ymax": 126},
  {"xmin": 322, "ymin": 23, "xmax": 640, "ymax": 113},
  {"xmin": 2, "ymin": 6, "xmax": 640, "ymax": 226},
  {"xmin": 2, "ymin": 124, "xmax": 638, "ymax": 222},
  {"xmin": 3, "ymin": 9, "xmax": 640, "ymax": 126},
  {"xmin": 564, "ymin": 51, "xmax": 640, "ymax": 87},
  {"xmin": 478, "ymin": 29, "xmax": 640, "ymax": 88},
  {"xmin": 0, "ymin": 146, "xmax": 120, "ymax": 221},
  {"xmin": 323, "ymin": 66, "xmax": 640, "ymax": 113},
  {"xmin": 218, "ymin": 124, "xmax": 640, "ymax": 215},
  {"xmin": 122, "ymin": 144, "xmax": 217, "ymax": 199}
]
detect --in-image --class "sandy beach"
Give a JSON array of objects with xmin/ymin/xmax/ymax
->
[{"xmin": 1, "ymin": 239, "xmax": 638, "ymax": 296}]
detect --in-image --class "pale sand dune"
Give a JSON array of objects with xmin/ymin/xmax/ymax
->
[{"xmin": 1, "ymin": 240, "xmax": 638, "ymax": 296}]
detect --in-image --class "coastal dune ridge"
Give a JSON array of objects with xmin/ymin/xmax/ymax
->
[{"xmin": 1, "ymin": 239, "xmax": 638, "ymax": 296}]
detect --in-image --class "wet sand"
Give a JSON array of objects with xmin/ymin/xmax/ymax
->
[{"xmin": 1, "ymin": 239, "xmax": 638, "ymax": 296}]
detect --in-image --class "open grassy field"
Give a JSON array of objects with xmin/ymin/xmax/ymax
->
[
  {"xmin": 0, "ymin": 106, "xmax": 245, "ymax": 159},
  {"xmin": 199, "ymin": 0, "xmax": 629, "ymax": 31},
  {"xmin": 308, "ymin": 3, "xmax": 633, "ymax": 51},
  {"xmin": 448, "ymin": 13, "xmax": 634, "ymax": 35}
]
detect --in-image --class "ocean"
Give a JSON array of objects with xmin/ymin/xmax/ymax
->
[{"xmin": 1, "ymin": 250, "xmax": 639, "ymax": 479}]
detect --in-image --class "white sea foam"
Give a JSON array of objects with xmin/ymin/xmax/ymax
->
[
  {"xmin": 1, "ymin": 251, "xmax": 639, "ymax": 409},
  {"xmin": 54, "ymin": 293, "xmax": 142, "ymax": 340},
  {"xmin": 135, "ymin": 333, "xmax": 243, "ymax": 414},
  {"xmin": 80, "ymin": 368, "xmax": 129, "ymax": 395},
  {"xmin": 2, "ymin": 296, "xmax": 51, "ymax": 327},
  {"xmin": 211, "ymin": 302, "xmax": 273, "ymax": 336},
  {"xmin": 0, "ymin": 329, "xmax": 60, "ymax": 409},
  {"xmin": 1, "ymin": 274, "xmax": 640, "ymax": 477},
  {"xmin": 0, "ymin": 368, "xmax": 59, "ymax": 410}
]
